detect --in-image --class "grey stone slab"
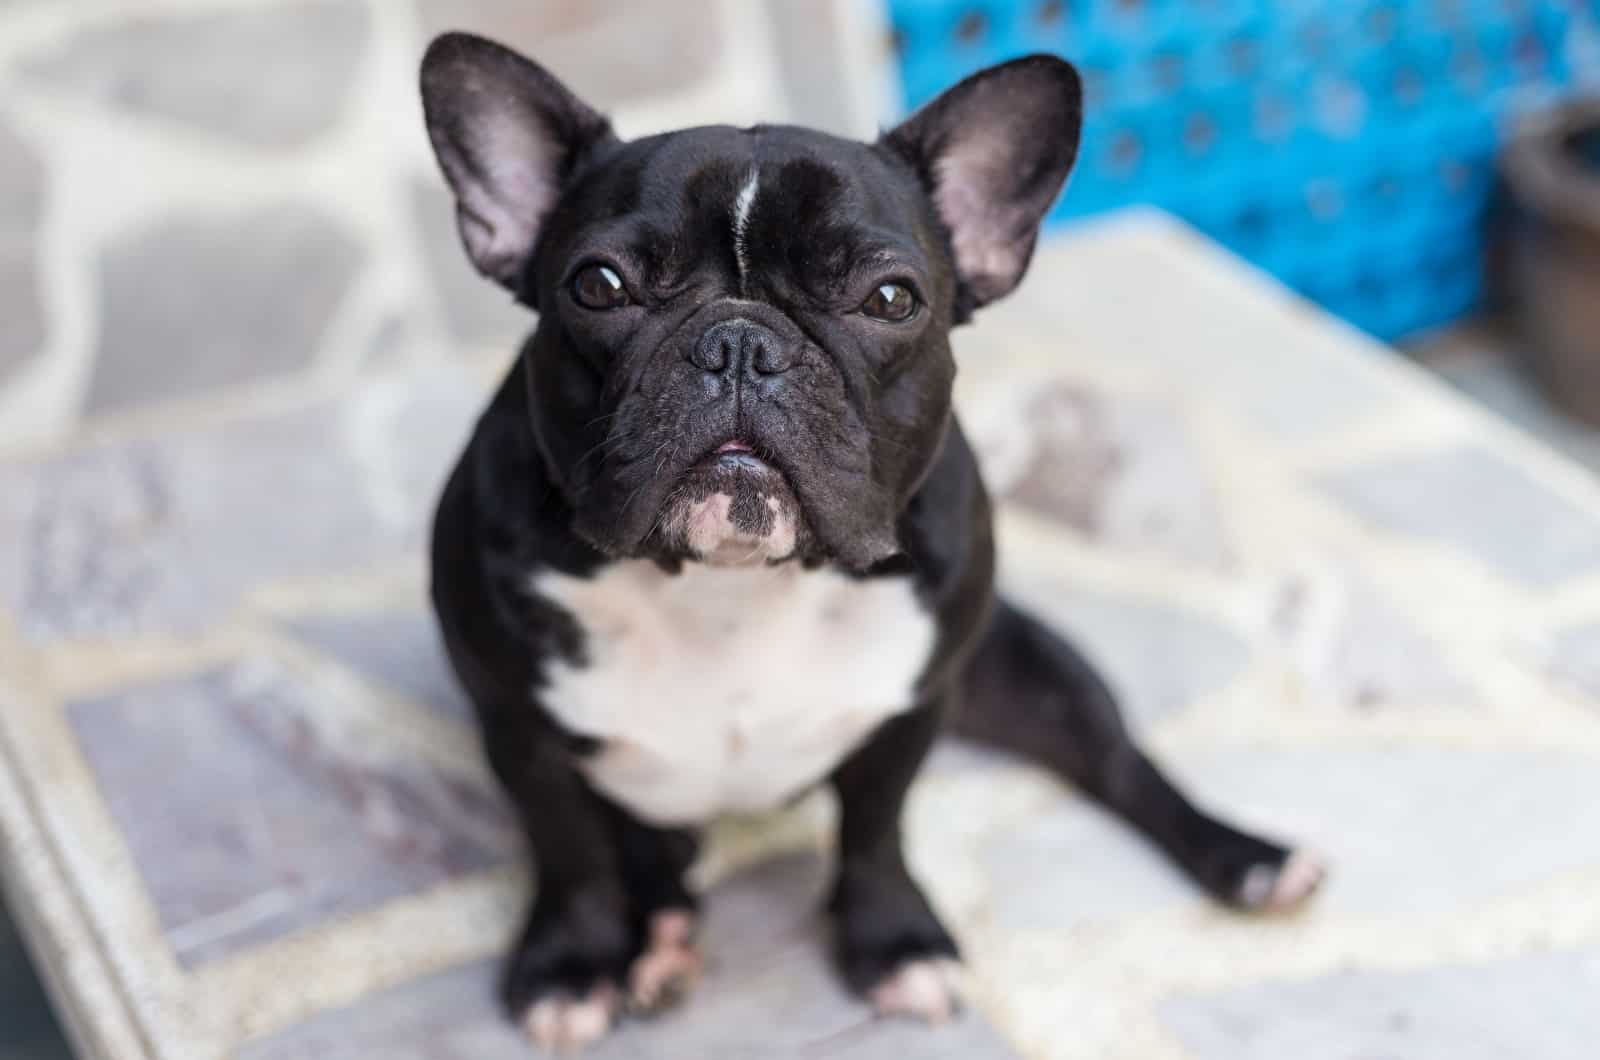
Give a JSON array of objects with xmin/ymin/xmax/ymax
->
[
  {"xmin": 1538, "ymin": 618, "xmax": 1600, "ymax": 708},
  {"xmin": 282, "ymin": 608, "xmax": 470, "ymax": 721},
  {"xmin": 1175, "ymin": 748, "xmax": 1600, "ymax": 917},
  {"xmin": 1004, "ymin": 584, "xmax": 1251, "ymax": 727},
  {"xmin": 86, "ymin": 203, "xmax": 364, "ymax": 414},
  {"xmin": 0, "ymin": 110, "xmax": 44, "ymax": 231},
  {"xmin": 243, "ymin": 853, "xmax": 1016, "ymax": 1059},
  {"xmin": 414, "ymin": 0, "xmax": 718, "ymax": 110},
  {"xmin": 67, "ymin": 658, "xmax": 517, "ymax": 967},
  {"xmin": 1317, "ymin": 444, "xmax": 1600, "ymax": 587},
  {"xmin": 992, "ymin": 382, "xmax": 1231, "ymax": 567},
  {"xmin": 0, "ymin": 251, "xmax": 46, "ymax": 381},
  {"xmin": 1310, "ymin": 574, "xmax": 1477, "ymax": 708},
  {"xmin": 410, "ymin": 179, "xmax": 530, "ymax": 353},
  {"xmin": 1161, "ymin": 948, "xmax": 1600, "ymax": 1060},
  {"xmin": 985, "ymin": 746, "xmax": 1600, "ymax": 933},
  {"xmin": 0, "ymin": 364, "xmax": 479, "ymax": 639},
  {"xmin": 0, "ymin": 112, "xmax": 46, "ymax": 381},
  {"xmin": 1270, "ymin": 564, "xmax": 1478, "ymax": 709},
  {"xmin": 983, "ymin": 799, "xmax": 1195, "ymax": 936},
  {"xmin": 19, "ymin": 1, "xmax": 368, "ymax": 149}
]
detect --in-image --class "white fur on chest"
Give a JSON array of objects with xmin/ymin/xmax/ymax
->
[{"xmin": 532, "ymin": 560, "xmax": 937, "ymax": 827}]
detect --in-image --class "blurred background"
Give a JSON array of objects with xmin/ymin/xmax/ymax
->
[{"xmin": 6, "ymin": 0, "xmax": 1600, "ymax": 1056}]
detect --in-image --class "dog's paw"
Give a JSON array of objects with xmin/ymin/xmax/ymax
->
[
  {"xmin": 869, "ymin": 957, "xmax": 966, "ymax": 1024},
  {"xmin": 627, "ymin": 909, "xmax": 702, "ymax": 1015},
  {"xmin": 1233, "ymin": 848, "xmax": 1328, "ymax": 912},
  {"xmin": 832, "ymin": 864, "xmax": 963, "ymax": 1024},
  {"xmin": 502, "ymin": 887, "xmax": 632, "ymax": 1050},
  {"xmin": 522, "ymin": 983, "xmax": 621, "ymax": 1053}
]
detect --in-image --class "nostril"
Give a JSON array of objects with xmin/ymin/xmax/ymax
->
[{"xmin": 751, "ymin": 338, "xmax": 795, "ymax": 375}]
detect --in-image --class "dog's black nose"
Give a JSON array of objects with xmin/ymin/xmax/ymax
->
[{"xmin": 692, "ymin": 318, "xmax": 796, "ymax": 375}]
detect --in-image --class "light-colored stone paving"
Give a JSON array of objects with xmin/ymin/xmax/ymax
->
[
  {"xmin": 4, "ymin": 2, "xmax": 1600, "ymax": 1059},
  {"xmin": 6, "ymin": 212, "xmax": 1600, "ymax": 1059}
]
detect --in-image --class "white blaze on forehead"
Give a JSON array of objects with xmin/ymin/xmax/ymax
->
[{"xmin": 732, "ymin": 169, "xmax": 759, "ymax": 284}]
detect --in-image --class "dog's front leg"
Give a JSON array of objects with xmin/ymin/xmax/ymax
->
[
  {"xmin": 482, "ymin": 728, "xmax": 632, "ymax": 1050},
  {"xmin": 829, "ymin": 697, "xmax": 964, "ymax": 1023}
]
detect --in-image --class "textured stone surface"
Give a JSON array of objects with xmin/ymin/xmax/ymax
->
[
  {"xmin": 283, "ymin": 608, "xmax": 469, "ymax": 720},
  {"xmin": 1268, "ymin": 562, "xmax": 1477, "ymax": 709},
  {"xmin": 1318, "ymin": 445, "xmax": 1600, "ymax": 587},
  {"xmin": 0, "ymin": 255, "xmax": 46, "ymax": 383},
  {"xmin": 410, "ymin": 179, "xmax": 530, "ymax": 354},
  {"xmin": 1535, "ymin": 618, "xmax": 1600, "ymax": 708},
  {"xmin": 983, "ymin": 744, "xmax": 1600, "ymax": 932},
  {"xmin": 68, "ymin": 658, "xmax": 516, "ymax": 967},
  {"xmin": 20, "ymin": 1, "xmax": 369, "ymax": 148},
  {"xmin": 982, "ymin": 799, "xmax": 1195, "ymax": 935},
  {"xmin": 87, "ymin": 204, "xmax": 364, "ymax": 413},
  {"xmin": 0, "ymin": 112, "xmax": 44, "ymax": 224},
  {"xmin": 8, "ymin": 211, "xmax": 1600, "ymax": 1060},
  {"xmin": 981, "ymin": 382, "xmax": 1231, "ymax": 567},
  {"xmin": 0, "ymin": 112, "xmax": 46, "ymax": 381},
  {"xmin": 1161, "ymin": 949, "xmax": 1600, "ymax": 1060},
  {"xmin": 1004, "ymin": 582, "xmax": 1251, "ymax": 727},
  {"xmin": 414, "ymin": 0, "xmax": 720, "ymax": 109},
  {"xmin": 244, "ymin": 853, "xmax": 1015, "ymax": 1058},
  {"xmin": 1175, "ymin": 748, "xmax": 1600, "ymax": 916},
  {"xmin": 0, "ymin": 367, "xmax": 478, "ymax": 639}
]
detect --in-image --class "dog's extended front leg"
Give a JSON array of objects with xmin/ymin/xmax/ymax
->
[{"xmin": 829, "ymin": 697, "xmax": 964, "ymax": 1023}]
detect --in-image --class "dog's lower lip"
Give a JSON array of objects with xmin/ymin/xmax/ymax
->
[{"xmin": 715, "ymin": 440, "xmax": 755, "ymax": 455}]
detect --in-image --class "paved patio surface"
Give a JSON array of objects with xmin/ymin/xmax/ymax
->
[{"xmin": 4, "ymin": 2, "xmax": 1600, "ymax": 1059}]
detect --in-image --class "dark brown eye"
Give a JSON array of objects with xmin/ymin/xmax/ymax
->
[
  {"xmin": 860, "ymin": 282, "xmax": 918, "ymax": 322},
  {"xmin": 572, "ymin": 264, "xmax": 630, "ymax": 309}
]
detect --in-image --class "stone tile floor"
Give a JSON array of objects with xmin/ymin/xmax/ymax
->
[
  {"xmin": 6, "ymin": 215, "xmax": 1600, "ymax": 1058},
  {"xmin": 4, "ymin": 0, "xmax": 1600, "ymax": 1054}
]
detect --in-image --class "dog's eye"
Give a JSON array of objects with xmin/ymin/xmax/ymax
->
[
  {"xmin": 572, "ymin": 264, "xmax": 631, "ymax": 310},
  {"xmin": 860, "ymin": 282, "xmax": 918, "ymax": 322}
]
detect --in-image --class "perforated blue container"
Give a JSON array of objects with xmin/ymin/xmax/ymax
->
[{"xmin": 887, "ymin": 0, "xmax": 1600, "ymax": 338}]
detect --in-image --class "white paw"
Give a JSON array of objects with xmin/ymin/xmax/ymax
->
[
  {"xmin": 628, "ymin": 909, "xmax": 703, "ymax": 1014},
  {"xmin": 869, "ymin": 958, "xmax": 966, "ymax": 1024},
  {"xmin": 1238, "ymin": 848, "xmax": 1328, "ymax": 911},
  {"xmin": 522, "ymin": 982, "xmax": 620, "ymax": 1053}
]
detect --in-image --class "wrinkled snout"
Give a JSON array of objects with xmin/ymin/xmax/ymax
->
[{"xmin": 689, "ymin": 317, "xmax": 800, "ymax": 378}]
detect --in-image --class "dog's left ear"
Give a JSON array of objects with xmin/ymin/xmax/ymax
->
[
  {"xmin": 420, "ymin": 32, "xmax": 616, "ymax": 291},
  {"xmin": 884, "ymin": 55, "xmax": 1082, "ymax": 314}
]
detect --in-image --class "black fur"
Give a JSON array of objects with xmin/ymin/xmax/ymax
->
[{"xmin": 421, "ymin": 32, "xmax": 1318, "ymax": 1037}]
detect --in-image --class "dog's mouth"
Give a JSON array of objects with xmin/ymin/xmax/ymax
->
[
  {"xmin": 694, "ymin": 438, "xmax": 781, "ymax": 478},
  {"xmin": 662, "ymin": 438, "xmax": 807, "ymax": 564}
]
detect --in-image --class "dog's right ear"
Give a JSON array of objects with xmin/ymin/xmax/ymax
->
[{"xmin": 420, "ymin": 33, "xmax": 615, "ymax": 290}]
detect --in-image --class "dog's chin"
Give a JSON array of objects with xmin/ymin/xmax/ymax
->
[{"xmin": 658, "ymin": 449, "xmax": 809, "ymax": 567}]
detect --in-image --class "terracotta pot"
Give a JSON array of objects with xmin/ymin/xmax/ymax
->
[{"xmin": 1500, "ymin": 99, "xmax": 1600, "ymax": 426}]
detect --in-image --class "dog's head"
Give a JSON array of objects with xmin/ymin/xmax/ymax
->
[{"xmin": 421, "ymin": 34, "xmax": 1080, "ymax": 569}]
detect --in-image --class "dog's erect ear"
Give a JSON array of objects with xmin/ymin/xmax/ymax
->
[
  {"xmin": 884, "ymin": 55, "xmax": 1082, "ymax": 314},
  {"xmin": 420, "ymin": 33, "xmax": 615, "ymax": 290}
]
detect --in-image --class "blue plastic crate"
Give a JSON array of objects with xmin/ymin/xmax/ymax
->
[{"xmin": 886, "ymin": 0, "xmax": 1600, "ymax": 338}]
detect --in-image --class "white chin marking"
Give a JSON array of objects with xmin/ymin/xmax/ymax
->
[
  {"xmin": 1238, "ymin": 848, "xmax": 1329, "ymax": 911},
  {"xmin": 628, "ymin": 909, "xmax": 702, "ymax": 1014},
  {"xmin": 522, "ymin": 983, "xmax": 619, "ymax": 1052},
  {"xmin": 682, "ymin": 491, "xmax": 796, "ymax": 565},
  {"xmin": 869, "ymin": 958, "xmax": 966, "ymax": 1024}
]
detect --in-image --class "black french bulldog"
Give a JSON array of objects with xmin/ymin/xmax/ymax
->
[{"xmin": 422, "ymin": 32, "xmax": 1324, "ymax": 1051}]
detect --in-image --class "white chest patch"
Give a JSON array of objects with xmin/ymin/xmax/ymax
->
[{"xmin": 532, "ymin": 560, "xmax": 937, "ymax": 827}]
